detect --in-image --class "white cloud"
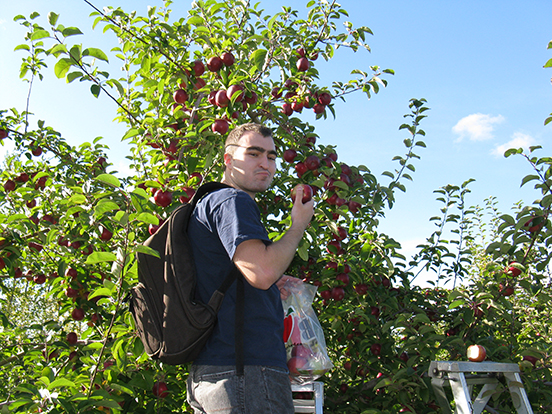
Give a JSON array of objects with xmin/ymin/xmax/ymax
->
[
  {"xmin": 491, "ymin": 132, "xmax": 536, "ymax": 157},
  {"xmin": 113, "ymin": 159, "xmax": 134, "ymax": 179},
  {"xmin": 452, "ymin": 113, "xmax": 505, "ymax": 142}
]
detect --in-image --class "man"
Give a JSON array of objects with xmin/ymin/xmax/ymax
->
[{"xmin": 186, "ymin": 123, "xmax": 314, "ymax": 413}]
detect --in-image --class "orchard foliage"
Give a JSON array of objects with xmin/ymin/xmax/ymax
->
[{"xmin": 0, "ymin": 1, "xmax": 551, "ymax": 413}]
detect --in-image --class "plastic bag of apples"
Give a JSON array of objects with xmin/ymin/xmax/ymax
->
[{"xmin": 282, "ymin": 280, "xmax": 333, "ymax": 384}]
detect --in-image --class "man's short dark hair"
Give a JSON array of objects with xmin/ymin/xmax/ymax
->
[{"xmin": 224, "ymin": 123, "xmax": 273, "ymax": 156}]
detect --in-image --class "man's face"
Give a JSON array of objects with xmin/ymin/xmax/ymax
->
[{"xmin": 224, "ymin": 131, "xmax": 277, "ymax": 197}]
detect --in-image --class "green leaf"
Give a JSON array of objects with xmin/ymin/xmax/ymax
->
[
  {"xmin": 95, "ymin": 200, "xmax": 120, "ymax": 216},
  {"xmin": 520, "ymin": 174, "xmax": 540, "ymax": 187},
  {"xmin": 61, "ymin": 27, "xmax": 83, "ymax": 37},
  {"xmin": 85, "ymin": 251, "xmax": 117, "ymax": 265},
  {"xmin": 448, "ymin": 299, "xmax": 465, "ymax": 309},
  {"xmin": 48, "ymin": 12, "xmax": 59, "ymax": 26},
  {"xmin": 135, "ymin": 245, "xmax": 160, "ymax": 258},
  {"xmin": 48, "ymin": 378, "xmax": 75, "ymax": 390},
  {"xmin": 544, "ymin": 58, "xmax": 552, "ymax": 68},
  {"xmin": 69, "ymin": 194, "xmax": 87, "ymax": 204},
  {"xmin": 141, "ymin": 57, "xmax": 151, "ymax": 74},
  {"xmin": 83, "ymin": 47, "xmax": 109, "ymax": 62},
  {"xmin": 67, "ymin": 71, "xmax": 83, "ymax": 83},
  {"xmin": 250, "ymin": 49, "xmax": 267, "ymax": 72},
  {"xmin": 90, "ymin": 84, "xmax": 101, "ymax": 98},
  {"xmin": 49, "ymin": 43, "xmax": 68, "ymax": 57},
  {"xmin": 14, "ymin": 44, "xmax": 30, "ymax": 52},
  {"xmin": 31, "ymin": 29, "xmax": 50, "ymax": 41},
  {"xmin": 135, "ymin": 212, "xmax": 159, "ymax": 225},
  {"xmin": 88, "ymin": 287, "xmax": 115, "ymax": 300},
  {"xmin": 96, "ymin": 173, "xmax": 121, "ymax": 188},
  {"xmin": 122, "ymin": 128, "xmax": 139, "ymax": 140},
  {"xmin": 54, "ymin": 58, "xmax": 73, "ymax": 79}
]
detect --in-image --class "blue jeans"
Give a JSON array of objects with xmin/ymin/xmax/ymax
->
[{"xmin": 186, "ymin": 365, "xmax": 294, "ymax": 414}]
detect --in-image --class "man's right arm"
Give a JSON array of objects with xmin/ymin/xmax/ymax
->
[{"xmin": 232, "ymin": 186, "xmax": 314, "ymax": 290}]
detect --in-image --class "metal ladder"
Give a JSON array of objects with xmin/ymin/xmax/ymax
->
[
  {"xmin": 292, "ymin": 381, "xmax": 324, "ymax": 413},
  {"xmin": 428, "ymin": 361, "xmax": 533, "ymax": 414}
]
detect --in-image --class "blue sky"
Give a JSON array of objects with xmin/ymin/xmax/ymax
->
[{"xmin": 1, "ymin": 1, "xmax": 551, "ymax": 286}]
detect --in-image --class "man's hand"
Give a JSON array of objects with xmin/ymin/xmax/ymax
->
[
  {"xmin": 290, "ymin": 185, "xmax": 314, "ymax": 232},
  {"xmin": 276, "ymin": 275, "xmax": 303, "ymax": 300}
]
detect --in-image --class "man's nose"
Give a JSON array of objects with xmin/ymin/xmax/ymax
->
[{"xmin": 259, "ymin": 154, "xmax": 270, "ymax": 169}]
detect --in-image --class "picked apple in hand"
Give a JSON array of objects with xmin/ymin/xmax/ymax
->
[
  {"xmin": 291, "ymin": 184, "xmax": 313, "ymax": 204},
  {"xmin": 467, "ymin": 344, "xmax": 486, "ymax": 362}
]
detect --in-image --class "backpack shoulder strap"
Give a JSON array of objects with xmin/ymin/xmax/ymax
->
[
  {"xmin": 190, "ymin": 182, "xmax": 232, "ymax": 208},
  {"xmin": 188, "ymin": 181, "xmax": 244, "ymax": 375}
]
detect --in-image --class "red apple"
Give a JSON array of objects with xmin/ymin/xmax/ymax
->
[
  {"xmin": 154, "ymin": 189, "xmax": 173, "ymax": 208},
  {"xmin": 331, "ymin": 286, "xmax": 345, "ymax": 301},
  {"xmin": 227, "ymin": 84, "xmax": 244, "ymax": 102},
  {"xmin": 15, "ymin": 173, "xmax": 29, "ymax": 182},
  {"xmin": 399, "ymin": 351, "xmax": 409, "ymax": 363},
  {"xmin": 291, "ymin": 184, "xmax": 313, "ymax": 204},
  {"xmin": 81, "ymin": 245, "xmax": 93, "ymax": 256},
  {"xmin": 336, "ymin": 273, "xmax": 349, "ymax": 286},
  {"xmin": 66, "ymin": 287, "xmax": 79, "ymax": 298},
  {"xmin": 467, "ymin": 344, "xmax": 486, "ymax": 362},
  {"xmin": 99, "ymin": 227, "xmax": 113, "ymax": 241},
  {"xmin": 333, "ymin": 226, "xmax": 347, "ymax": 241},
  {"xmin": 193, "ymin": 78, "xmax": 206, "ymax": 90},
  {"xmin": 523, "ymin": 355, "xmax": 538, "ymax": 366},
  {"xmin": 354, "ymin": 283, "xmax": 368, "ymax": 295},
  {"xmin": 31, "ymin": 146, "xmax": 43, "ymax": 157},
  {"xmin": 215, "ymin": 90, "xmax": 229, "ymax": 107},
  {"xmin": 179, "ymin": 187, "xmax": 196, "ymax": 204},
  {"xmin": 304, "ymin": 155, "xmax": 320, "ymax": 171},
  {"xmin": 287, "ymin": 356, "xmax": 308, "ymax": 375},
  {"xmin": 211, "ymin": 119, "xmax": 229, "ymax": 135},
  {"xmin": 33, "ymin": 274, "xmax": 46, "ymax": 284},
  {"xmin": 370, "ymin": 306, "xmax": 380, "ymax": 317},
  {"xmin": 271, "ymin": 87, "xmax": 282, "ymax": 99},
  {"xmin": 3, "ymin": 179, "xmax": 15, "ymax": 192},
  {"xmin": 283, "ymin": 149, "xmax": 297, "ymax": 163},
  {"xmin": 28, "ymin": 242, "xmax": 43, "ymax": 252},
  {"xmin": 505, "ymin": 263, "xmax": 522, "ymax": 277},
  {"xmin": 243, "ymin": 91, "xmax": 258, "ymax": 105},
  {"xmin": 370, "ymin": 343, "xmax": 382, "ymax": 356},
  {"xmin": 291, "ymin": 101, "xmax": 304, "ymax": 113},
  {"xmin": 192, "ymin": 60, "xmax": 205, "ymax": 76},
  {"xmin": 220, "ymin": 51, "xmax": 235, "ymax": 66},
  {"xmin": 318, "ymin": 92, "xmax": 332, "ymax": 105},
  {"xmin": 297, "ymin": 47, "xmax": 306, "ymax": 57},
  {"xmin": 313, "ymin": 103, "xmax": 325, "ymax": 114},
  {"xmin": 173, "ymin": 88, "xmax": 189, "ymax": 104},
  {"xmin": 0, "ymin": 129, "xmax": 7, "ymax": 139},
  {"xmin": 153, "ymin": 381, "xmax": 169, "ymax": 398},
  {"xmin": 148, "ymin": 220, "xmax": 165, "ymax": 235},
  {"xmin": 66, "ymin": 332, "xmax": 78, "ymax": 345},
  {"xmin": 500, "ymin": 283, "xmax": 514, "ymax": 296},
  {"xmin": 296, "ymin": 57, "xmax": 310, "ymax": 72},
  {"xmin": 292, "ymin": 344, "xmax": 314, "ymax": 359},
  {"xmin": 71, "ymin": 308, "xmax": 85, "ymax": 321},
  {"xmin": 348, "ymin": 200, "xmax": 362, "ymax": 214},
  {"xmin": 326, "ymin": 240, "xmax": 342, "ymax": 255},
  {"xmin": 207, "ymin": 56, "xmax": 223, "ymax": 72},
  {"xmin": 281, "ymin": 103, "xmax": 293, "ymax": 116},
  {"xmin": 524, "ymin": 216, "xmax": 544, "ymax": 233},
  {"xmin": 207, "ymin": 90, "xmax": 217, "ymax": 105}
]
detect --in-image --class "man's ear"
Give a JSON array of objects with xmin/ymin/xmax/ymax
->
[{"xmin": 223, "ymin": 153, "xmax": 233, "ymax": 169}]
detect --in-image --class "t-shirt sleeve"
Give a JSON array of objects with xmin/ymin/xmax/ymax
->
[{"xmin": 212, "ymin": 191, "xmax": 270, "ymax": 259}]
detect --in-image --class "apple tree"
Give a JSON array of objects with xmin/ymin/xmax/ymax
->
[{"xmin": 1, "ymin": 0, "xmax": 551, "ymax": 413}]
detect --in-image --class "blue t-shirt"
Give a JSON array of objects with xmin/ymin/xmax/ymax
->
[{"xmin": 188, "ymin": 187, "xmax": 286, "ymax": 369}]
